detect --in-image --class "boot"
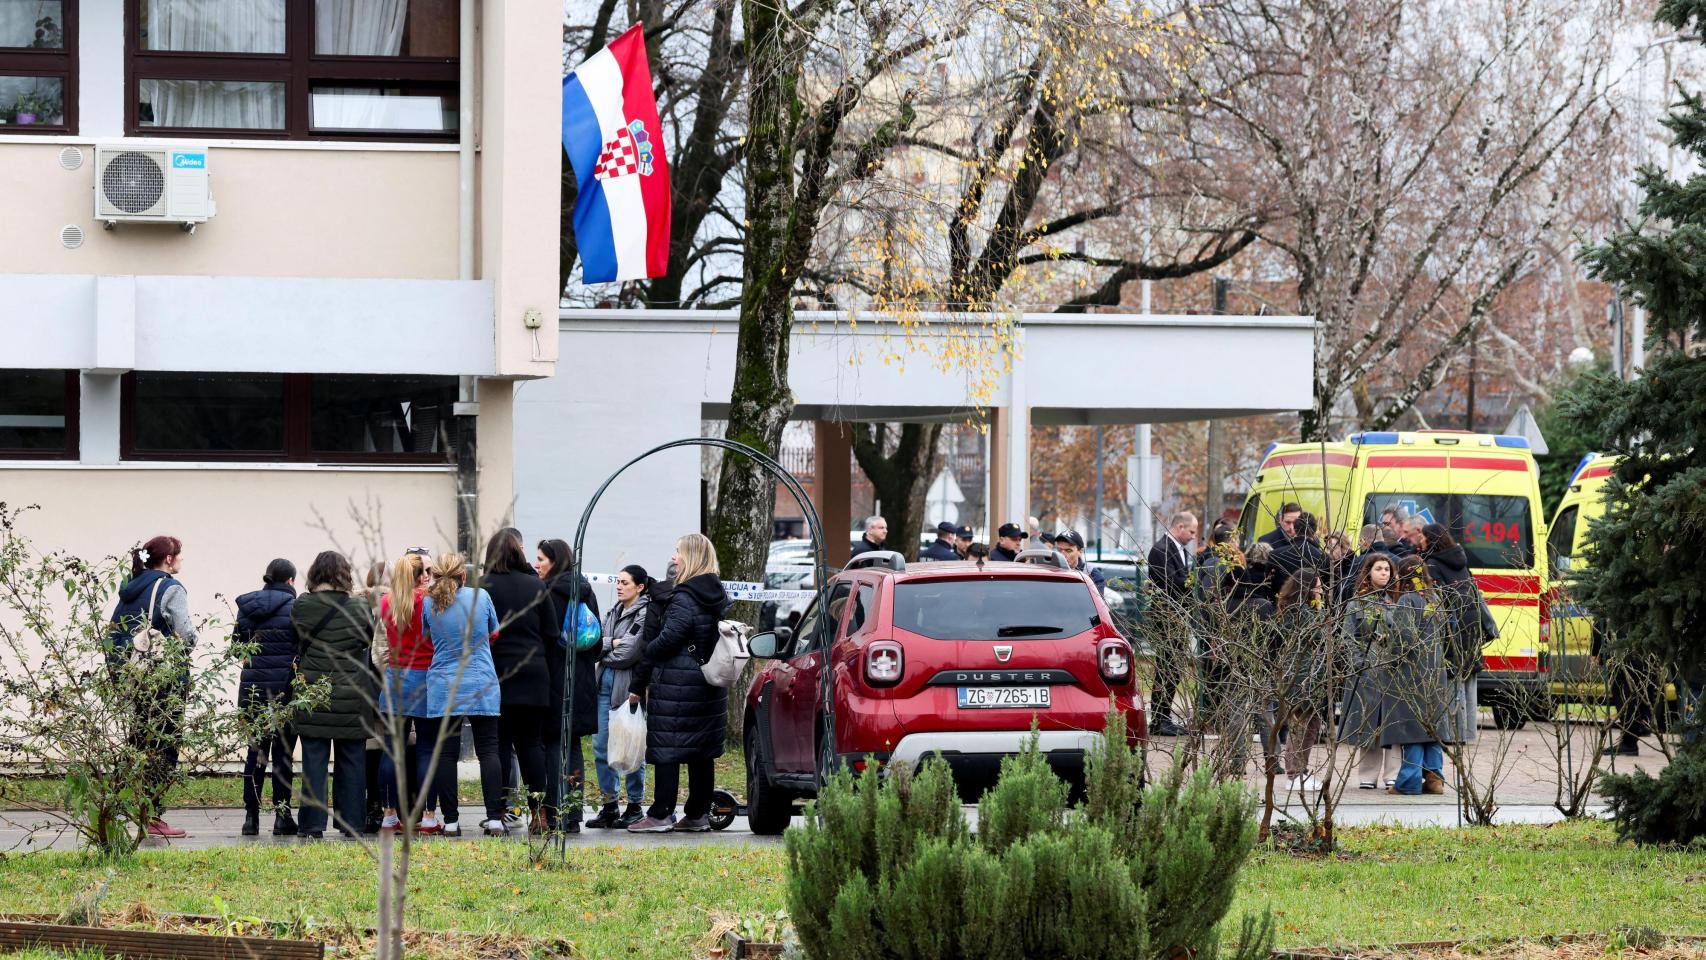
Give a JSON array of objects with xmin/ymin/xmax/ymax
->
[
  {"xmin": 241, "ymin": 809, "xmax": 260, "ymax": 837},
  {"xmin": 586, "ymin": 802, "xmax": 621, "ymax": 829},
  {"xmin": 1616, "ymin": 734, "xmax": 1640, "ymax": 756},
  {"xmin": 618, "ymin": 803, "xmax": 645, "ymax": 827},
  {"xmin": 272, "ymin": 809, "xmax": 299, "ymax": 836},
  {"xmin": 1422, "ymin": 771, "xmax": 1445, "ymax": 795}
]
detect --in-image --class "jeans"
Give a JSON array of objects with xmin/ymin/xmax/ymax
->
[
  {"xmin": 435, "ymin": 714, "xmax": 504, "ymax": 825},
  {"xmin": 594, "ymin": 671, "xmax": 645, "ymax": 805},
  {"xmin": 649, "ymin": 757, "xmax": 714, "ymax": 821},
  {"xmin": 1392, "ymin": 742, "xmax": 1443, "ymax": 795},
  {"xmin": 242, "ymin": 725, "xmax": 295, "ymax": 814},
  {"xmin": 499, "ymin": 704, "xmax": 550, "ymax": 811},
  {"xmin": 298, "ymin": 737, "xmax": 366, "ymax": 834},
  {"xmin": 377, "ymin": 716, "xmax": 437, "ymax": 814}
]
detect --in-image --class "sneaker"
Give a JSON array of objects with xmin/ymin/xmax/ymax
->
[
  {"xmin": 1358, "ymin": 780, "xmax": 1378, "ymax": 790},
  {"xmin": 481, "ymin": 819, "xmax": 508, "ymax": 836},
  {"xmin": 301, "ymin": 831, "xmax": 325, "ymax": 839},
  {"xmin": 674, "ymin": 815, "xmax": 713, "ymax": 833},
  {"xmin": 618, "ymin": 803, "xmax": 645, "ymax": 827},
  {"xmin": 586, "ymin": 803, "xmax": 622, "ymax": 829},
  {"xmin": 416, "ymin": 815, "xmax": 443, "ymax": 835},
  {"xmin": 1384, "ymin": 777, "xmax": 1396, "ymax": 788},
  {"xmin": 380, "ymin": 813, "xmax": 402, "ymax": 832},
  {"xmin": 147, "ymin": 819, "xmax": 186, "ymax": 839},
  {"xmin": 441, "ymin": 821, "xmax": 461, "ymax": 837},
  {"xmin": 1287, "ymin": 775, "xmax": 1321, "ymax": 793},
  {"xmin": 626, "ymin": 815, "xmax": 676, "ymax": 833}
]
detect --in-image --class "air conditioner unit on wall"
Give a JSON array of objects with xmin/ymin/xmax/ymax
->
[{"xmin": 94, "ymin": 143, "xmax": 216, "ymax": 230}]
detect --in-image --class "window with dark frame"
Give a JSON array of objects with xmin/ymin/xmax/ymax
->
[
  {"xmin": 121, "ymin": 371, "xmax": 457, "ymax": 463},
  {"xmin": 0, "ymin": 0, "xmax": 77, "ymax": 134},
  {"xmin": 126, "ymin": 0, "xmax": 458, "ymax": 140},
  {"xmin": 0, "ymin": 370, "xmax": 79, "ymax": 459}
]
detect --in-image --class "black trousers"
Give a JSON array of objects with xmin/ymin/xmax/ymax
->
[
  {"xmin": 435, "ymin": 714, "xmax": 504, "ymax": 825},
  {"xmin": 499, "ymin": 704, "xmax": 550, "ymax": 811},
  {"xmin": 242, "ymin": 726, "xmax": 295, "ymax": 814},
  {"xmin": 298, "ymin": 737, "xmax": 365, "ymax": 835},
  {"xmin": 648, "ymin": 757, "xmax": 713, "ymax": 820}
]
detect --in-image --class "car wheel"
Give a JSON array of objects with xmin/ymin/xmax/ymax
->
[
  {"xmin": 1490, "ymin": 700, "xmax": 1527, "ymax": 730},
  {"xmin": 745, "ymin": 725, "xmax": 792, "ymax": 836}
]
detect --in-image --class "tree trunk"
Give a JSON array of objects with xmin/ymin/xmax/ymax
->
[
  {"xmin": 851, "ymin": 422, "xmax": 944, "ymax": 562},
  {"xmin": 708, "ymin": 0, "xmax": 802, "ymax": 588}
]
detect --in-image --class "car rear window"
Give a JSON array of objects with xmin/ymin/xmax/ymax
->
[{"xmin": 892, "ymin": 578, "xmax": 1100, "ymax": 640}]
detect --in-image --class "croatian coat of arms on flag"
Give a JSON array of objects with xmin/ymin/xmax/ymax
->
[{"xmin": 595, "ymin": 119, "xmax": 656, "ymax": 181}]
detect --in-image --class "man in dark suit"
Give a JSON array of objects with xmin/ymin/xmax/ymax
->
[
  {"xmin": 1145, "ymin": 511, "xmax": 1199, "ymax": 737},
  {"xmin": 919, "ymin": 521, "xmax": 960, "ymax": 561}
]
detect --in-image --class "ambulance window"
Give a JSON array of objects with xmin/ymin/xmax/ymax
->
[
  {"xmin": 1457, "ymin": 495, "xmax": 1534, "ymax": 570},
  {"xmin": 1237, "ymin": 500, "xmax": 1259, "ymax": 547},
  {"xmin": 1548, "ymin": 506, "xmax": 1579, "ymax": 574}
]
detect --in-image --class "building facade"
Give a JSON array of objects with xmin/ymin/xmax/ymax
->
[{"xmin": 0, "ymin": 0, "xmax": 561, "ymax": 626}]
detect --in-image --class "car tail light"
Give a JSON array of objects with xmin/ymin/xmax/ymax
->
[
  {"xmin": 865, "ymin": 641, "xmax": 904, "ymax": 687},
  {"xmin": 1098, "ymin": 639, "xmax": 1133, "ymax": 685}
]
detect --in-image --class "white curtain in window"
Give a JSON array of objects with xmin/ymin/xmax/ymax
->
[
  {"xmin": 146, "ymin": 79, "xmax": 284, "ymax": 129},
  {"xmin": 313, "ymin": 88, "xmax": 445, "ymax": 131},
  {"xmin": 145, "ymin": 0, "xmax": 285, "ymax": 52},
  {"xmin": 0, "ymin": 2, "xmax": 45, "ymax": 48},
  {"xmin": 315, "ymin": 0, "xmax": 408, "ymax": 56}
]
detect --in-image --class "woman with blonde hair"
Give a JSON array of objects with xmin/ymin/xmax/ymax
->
[
  {"xmin": 419, "ymin": 552, "xmax": 506, "ymax": 836},
  {"xmin": 626, "ymin": 533, "xmax": 730, "ymax": 833},
  {"xmin": 377, "ymin": 551, "xmax": 442, "ymax": 832}
]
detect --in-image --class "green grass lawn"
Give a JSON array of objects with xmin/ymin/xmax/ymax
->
[
  {"xmin": 1, "ymin": 743, "xmax": 748, "ymax": 813},
  {"xmin": 1, "ymin": 821, "xmax": 1701, "ymax": 959}
]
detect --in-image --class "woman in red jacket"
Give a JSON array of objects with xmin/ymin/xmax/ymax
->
[{"xmin": 378, "ymin": 551, "xmax": 442, "ymax": 832}]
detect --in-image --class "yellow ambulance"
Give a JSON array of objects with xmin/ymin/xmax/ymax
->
[
  {"xmin": 1544, "ymin": 453, "xmax": 1615, "ymax": 698},
  {"xmin": 1546, "ymin": 453, "xmax": 1685, "ymax": 716},
  {"xmin": 1239, "ymin": 430, "xmax": 1555, "ymax": 729}
]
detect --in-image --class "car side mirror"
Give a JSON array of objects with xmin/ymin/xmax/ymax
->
[{"xmin": 750, "ymin": 627, "xmax": 791, "ymax": 659}]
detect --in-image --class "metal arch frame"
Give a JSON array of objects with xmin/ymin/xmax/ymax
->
[{"xmin": 554, "ymin": 437, "xmax": 833, "ymax": 860}]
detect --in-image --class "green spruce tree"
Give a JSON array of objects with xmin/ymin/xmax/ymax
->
[{"xmin": 1570, "ymin": 0, "xmax": 1706, "ymax": 845}]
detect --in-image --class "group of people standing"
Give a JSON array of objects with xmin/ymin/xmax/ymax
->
[
  {"xmin": 1145, "ymin": 503, "xmax": 1494, "ymax": 797},
  {"xmin": 107, "ymin": 528, "xmax": 737, "ymax": 839}
]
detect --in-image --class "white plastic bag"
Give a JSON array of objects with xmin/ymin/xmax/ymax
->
[{"xmin": 608, "ymin": 702, "xmax": 647, "ymax": 775}]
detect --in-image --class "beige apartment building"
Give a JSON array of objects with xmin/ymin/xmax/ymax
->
[{"xmin": 0, "ymin": 0, "xmax": 561, "ymax": 630}]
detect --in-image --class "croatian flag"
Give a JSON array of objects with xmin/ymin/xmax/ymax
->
[{"xmin": 563, "ymin": 25, "xmax": 671, "ymax": 283}]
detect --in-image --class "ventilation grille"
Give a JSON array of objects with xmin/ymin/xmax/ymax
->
[
  {"xmin": 58, "ymin": 146, "xmax": 83, "ymax": 170},
  {"xmin": 101, "ymin": 152, "xmax": 166, "ymax": 214},
  {"xmin": 60, "ymin": 224, "xmax": 84, "ymax": 249}
]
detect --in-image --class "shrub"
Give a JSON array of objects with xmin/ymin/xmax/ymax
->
[
  {"xmin": 1598, "ymin": 739, "xmax": 1706, "ymax": 847},
  {"xmin": 784, "ymin": 712, "xmax": 1269, "ymax": 960}
]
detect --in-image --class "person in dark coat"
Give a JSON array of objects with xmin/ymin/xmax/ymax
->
[
  {"xmin": 919, "ymin": 521, "xmax": 960, "ymax": 562},
  {"xmin": 1421, "ymin": 524, "xmax": 1483, "ymax": 744},
  {"xmin": 626, "ymin": 534, "xmax": 730, "ymax": 833},
  {"xmin": 848, "ymin": 516, "xmax": 888, "ymax": 557},
  {"xmin": 1144, "ymin": 511, "xmax": 1199, "ymax": 736},
  {"xmin": 536, "ymin": 538, "xmax": 601, "ymax": 830},
  {"xmin": 291, "ymin": 551, "xmax": 378, "ymax": 838},
  {"xmin": 482, "ymin": 530, "xmax": 560, "ymax": 831},
  {"xmin": 1258, "ymin": 502, "xmax": 1303, "ymax": 548},
  {"xmin": 1271, "ymin": 512, "xmax": 1330, "ymax": 579},
  {"xmin": 107, "ymin": 534, "xmax": 198, "ymax": 840},
  {"xmin": 990, "ymin": 522, "xmax": 1027, "ymax": 562},
  {"xmin": 232, "ymin": 558, "xmax": 299, "ymax": 837},
  {"xmin": 1052, "ymin": 529, "xmax": 1107, "ymax": 595}
]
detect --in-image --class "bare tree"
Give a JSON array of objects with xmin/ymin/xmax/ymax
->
[{"xmin": 1186, "ymin": 0, "xmax": 1632, "ymax": 439}]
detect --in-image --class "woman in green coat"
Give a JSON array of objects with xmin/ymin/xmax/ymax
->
[{"xmin": 292, "ymin": 551, "xmax": 378, "ymax": 838}]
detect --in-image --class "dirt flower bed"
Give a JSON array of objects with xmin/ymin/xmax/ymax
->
[{"xmin": 1282, "ymin": 934, "xmax": 1706, "ymax": 960}]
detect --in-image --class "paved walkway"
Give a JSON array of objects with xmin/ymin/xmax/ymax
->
[{"xmin": 0, "ymin": 725, "xmax": 1668, "ymax": 852}]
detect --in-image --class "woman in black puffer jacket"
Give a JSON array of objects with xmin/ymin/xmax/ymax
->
[
  {"xmin": 625, "ymin": 534, "xmax": 729, "ymax": 834},
  {"xmin": 1421, "ymin": 524, "xmax": 1486, "ymax": 744},
  {"xmin": 233, "ymin": 558, "xmax": 300, "ymax": 836}
]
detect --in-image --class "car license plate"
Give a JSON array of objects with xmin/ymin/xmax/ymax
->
[{"xmin": 957, "ymin": 686, "xmax": 1050, "ymax": 709}]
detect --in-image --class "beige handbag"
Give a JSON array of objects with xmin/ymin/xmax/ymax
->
[{"xmin": 129, "ymin": 578, "xmax": 169, "ymax": 658}]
